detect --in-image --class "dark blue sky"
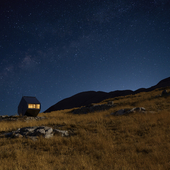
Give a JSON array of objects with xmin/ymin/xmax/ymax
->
[{"xmin": 0, "ymin": 0, "xmax": 170, "ymax": 116}]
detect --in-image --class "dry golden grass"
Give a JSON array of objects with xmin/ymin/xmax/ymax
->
[{"xmin": 0, "ymin": 87, "xmax": 170, "ymax": 170}]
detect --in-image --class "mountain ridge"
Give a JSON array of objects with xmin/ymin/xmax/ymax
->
[{"xmin": 44, "ymin": 77, "xmax": 170, "ymax": 113}]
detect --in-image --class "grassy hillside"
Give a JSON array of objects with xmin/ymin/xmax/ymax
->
[{"xmin": 0, "ymin": 87, "xmax": 170, "ymax": 170}]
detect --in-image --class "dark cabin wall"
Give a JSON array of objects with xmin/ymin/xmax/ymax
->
[
  {"xmin": 25, "ymin": 109, "xmax": 40, "ymax": 117},
  {"xmin": 18, "ymin": 98, "xmax": 27, "ymax": 116}
]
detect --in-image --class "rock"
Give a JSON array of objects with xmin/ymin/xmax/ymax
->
[
  {"xmin": 1, "ymin": 126, "xmax": 70, "ymax": 140},
  {"xmin": 20, "ymin": 126, "xmax": 37, "ymax": 136},
  {"xmin": 53, "ymin": 129, "xmax": 69, "ymax": 137},
  {"xmin": 25, "ymin": 116, "xmax": 46, "ymax": 121},
  {"xmin": 32, "ymin": 126, "xmax": 53, "ymax": 136},
  {"xmin": 107, "ymin": 101, "xmax": 114, "ymax": 105},
  {"xmin": 161, "ymin": 89, "xmax": 170, "ymax": 96},
  {"xmin": 34, "ymin": 127, "xmax": 46, "ymax": 136},
  {"xmin": 155, "ymin": 94, "xmax": 161, "ymax": 98},
  {"xmin": 129, "ymin": 107, "xmax": 146, "ymax": 113},
  {"xmin": 44, "ymin": 127, "xmax": 53, "ymax": 134},
  {"xmin": 27, "ymin": 136, "xmax": 38, "ymax": 141},
  {"xmin": 111, "ymin": 107, "xmax": 146, "ymax": 116},
  {"xmin": 113, "ymin": 109, "xmax": 125, "ymax": 116},
  {"xmin": 162, "ymin": 90, "xmax": 168, "ymax": 96},
  {"xmin": 2, "ymin": 132, "xmax": 15, "ymax": 137},
  {"xmin": 1, "ymin": 115, "xmax": 9, "ymax": 119},
  {"xmin": 44, "ymin": 133, "xmax": 53, "ymax": 139},
  {"xmin": 14, "ymin": 133, "xmax": 23, "ymax": 138},
  {"xmin": 0, "ymin": 116, "xmax": 46, "ymax": 122},
  {"xmin": 155, "ymin": 90, "xmax": 170, "ymax": 98},
  {"xmin": 72, "ymin": 103, "xmax": 115, "ymax": 114}
]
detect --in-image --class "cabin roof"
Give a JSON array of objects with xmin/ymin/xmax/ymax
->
[{"xmin": 22, "ymin": 96, "xmax": 41, "ymax": 104}]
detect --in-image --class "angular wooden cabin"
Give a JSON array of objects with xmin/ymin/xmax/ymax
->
[{"xmin": 18, "ymin": 96, "xmax": 41, "ymax": 117}]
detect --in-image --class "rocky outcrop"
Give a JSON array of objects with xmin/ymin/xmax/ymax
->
[
  {"xmin": 111, "ymin": 107, "xmax": 146, "ymax": 116},
  {"xmin": 161, "ymin": 89, "xmax": 170, "ymax": 96},
  {"xmin": 162, "ymin": 90, "xmax": 168, "ymax": 95},
  {"xmin": 72, "ymin": 101, "xmax": 115, "ymax": 114},
  {"xmin": 155, "ymin": 89, "xmax": 170, "ymax": 98},
  {"xmin": 0, "ymin": 126, "xmax": 70, "ymax": 140},
  {"xmin": 44, "ymin": 77, "xmax": 170, "ymax": 113},
  {"xmin": 0, "ymin": 115, "xmax": 46, "ymax": 122}
]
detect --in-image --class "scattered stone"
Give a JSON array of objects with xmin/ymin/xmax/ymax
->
[
  {"xmin": 34, "ymin": 127, "xmax": 46, "ymax": 136},
  {"xmin": 113, "ymin": 109, "xmax": 125, "ymax": 116},
  {"xmin": 25, "ymin": 116, "xmax": 46, "ymax": 121},
  {"xmin": 0, "ymin": 126, "xmax": 70, "ymax": 140},
  {"xmin": 155, "ymin": 90, "xmax": 170, "ymax": 98},
  {"xmin": 44, "ymin": 126, "xmax": 53, "ymax": 134},
  {"xmin": 111, "ymin": 107, "xmax": 146, "ymax": 116},
  {"xmin": 107, "ymin": 101, "xmax": 114, "ymax": 105},
  {"xmin": 53, "ymin": 129, "xmax": 69, "ymax": 137},
  {"xmin": 72, "ymin": 102, "xmax": 115, "ymax": 114},
  {"xmin": 44, "ymin": 133, "xmax": 53, "ymax": 139},
  {"xmin": 0, "ymin": 116, "xmax": 46, "ymax": 122},
  {"xmin": 129, "ymin": 107, "xmax": 146, "ymax": 113},
  {"xmin": 27, "ymin": 136, "xmax": 38, "ymax": 141},
  {"xmin": 4, "ymin": 132, "xmax": 15, "ymax": 138},
  {"xmin": 155, "ymin": 94, "xmax": 161, "ymax": 98},
  {"xmin": 162, "ymin": 90, "xmax": 168, "ymax": 96},
  {"xmin": 0, "ymin": 115, "xmax": 9, "ymax": 119},
  {"xmin": 14, "ymin": 133, "xmax": 23, "ymax": 138}
]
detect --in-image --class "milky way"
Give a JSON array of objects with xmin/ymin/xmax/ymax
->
[{"xmin": 0, "ymin": 0, "xmax": 170, "ymax": 115}]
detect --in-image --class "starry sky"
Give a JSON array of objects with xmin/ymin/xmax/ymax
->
[{"xmin": 0, "ymin": 0, "xmax": 170, "ymax": 116}]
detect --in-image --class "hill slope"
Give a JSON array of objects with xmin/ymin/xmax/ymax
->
[
  {"xmin": 44, "ymin": 77, "xmax": 170, "ymax": 113},
  {"xmin": 0, "ymin": 86, "xmax": 170, "ymax": 169}
]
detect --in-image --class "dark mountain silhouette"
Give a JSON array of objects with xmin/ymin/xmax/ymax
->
[{"xmin": 44, "ymin": 77, "xmax": 170, "ymax": 113}]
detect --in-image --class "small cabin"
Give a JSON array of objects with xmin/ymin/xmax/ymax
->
[{"xmin": 18, "ymin": 96, "xmax": 41, "ymax": 117}]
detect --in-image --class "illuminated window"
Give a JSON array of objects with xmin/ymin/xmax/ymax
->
[{"xmin": 28, "ymin": 104, "xmax": 40, "ymax": 109}]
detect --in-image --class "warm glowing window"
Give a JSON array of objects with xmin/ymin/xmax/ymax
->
[{"xmin": 28, "ymin": 104, "xmax": 40, "ymax": 109}]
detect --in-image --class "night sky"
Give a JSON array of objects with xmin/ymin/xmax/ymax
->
[{"xmin": 0, "ymin": 0, "xmax": 170, "ymax": 116}]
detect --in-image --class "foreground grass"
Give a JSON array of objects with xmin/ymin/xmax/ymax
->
[{"xmin": 0, "ymin": 87, "xmax": 170, "ymax": 170}]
